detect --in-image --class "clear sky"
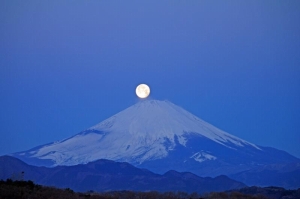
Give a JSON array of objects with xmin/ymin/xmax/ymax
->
[{"xmin": 1, "ymin": 1, "xmax": 299, "ymax": 158}]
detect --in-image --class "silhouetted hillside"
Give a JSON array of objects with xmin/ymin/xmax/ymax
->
[
  {"xmin": 1, "ymin": 179, "xmax": 300, "ymax": 199},
  {"xmin": 0, "ymin": 155, "xmax": 245, "ymax": 193},
  {"xmin": 0, "ymin": 179, "xmax": 289, "ymax": 199}
]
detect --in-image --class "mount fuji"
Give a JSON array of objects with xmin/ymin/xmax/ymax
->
[{"xmin": 11, "ymin": 100, "xmax": 300, "ymax": 187}]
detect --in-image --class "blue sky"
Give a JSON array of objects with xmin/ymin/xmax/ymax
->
[{"xmin": 0, "ymin": 1, "xmax": 299, "ymax": 158}]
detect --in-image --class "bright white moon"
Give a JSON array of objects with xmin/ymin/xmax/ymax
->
[{"xmin": 136, "ymin": 84, "xmax": 150, "ymax": 98}]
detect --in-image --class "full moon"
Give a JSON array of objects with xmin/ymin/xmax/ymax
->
[{"xmin": 136, "ymin": 84, "xmax": 150, "ymax": 98}]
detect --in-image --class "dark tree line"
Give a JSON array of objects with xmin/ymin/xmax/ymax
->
[{"xmin": 1, "ymin": 179, "xmax": 299, "ymax": 199}]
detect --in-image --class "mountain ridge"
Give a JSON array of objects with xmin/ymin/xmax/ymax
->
[
  {"xmin": 12, "ymin": 100, "xmax": 263, "ymax": 167},
  {"xmin": 10, "ymin": 99, "xmax": 300, "ymax": 188},
  {"xmin": 0, "ymin": 155, "xmax": 246, "ymax": 193}
]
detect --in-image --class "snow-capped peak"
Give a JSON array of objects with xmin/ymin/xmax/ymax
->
[
  {"xmin": 17, "ymin": 99, "xmax": 260, "ymax": 167},
  {"xmin": 89, "ymin": 99, "xmax": 260, "ymax": 150}
]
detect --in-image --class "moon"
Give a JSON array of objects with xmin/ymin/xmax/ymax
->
[{"xmin": 136, "ymin": 84, "xmax": 150, "ymax": 98}]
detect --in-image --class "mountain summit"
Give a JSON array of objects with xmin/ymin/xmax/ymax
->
[{"xmin": 12, "ymin": 100, "xmax": 299, "ymax": 182}]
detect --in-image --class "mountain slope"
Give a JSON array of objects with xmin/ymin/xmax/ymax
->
[
  {"xmin": 229, "ymin": 162, "xmax": 300, "ymax": 189},
  {"xmin": 11, "ymin": 100, "xmax": 300, "ymax": 187},
  {"xmin": 14, "ymin": 100, "xmax": 260, "ymax": 166},
  {"xmin": 0, "ymin": 156, "xmax": 246, "ymax": 193}
]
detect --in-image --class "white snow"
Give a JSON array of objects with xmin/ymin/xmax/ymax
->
[
  {"xmin": 90, "ymin": 100, "xmax": 260, "ymax": 149},
  {"xmin": 190, "ymin": 151, "xmax": 217, "ymax": 163},
  {"xmin": 25, "ymin": 99, "xmax": 261, "ymax": 166}
]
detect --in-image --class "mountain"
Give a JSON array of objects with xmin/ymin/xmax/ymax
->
[
  {"xmin": 11, "ymin": 100, "xmax": 300, "ymax": 188},
  {"xmin": 229, "ymin": 162, "xmax": 300, "ymax": 189},
  {"xmin": 0, "ymin": 155, "xmax": 246, "ymax": 193}
]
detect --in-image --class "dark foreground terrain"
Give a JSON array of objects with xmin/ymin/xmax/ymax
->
[{"xmin": 1, "ymin": 179, "xmax": 300, "ymax": 199}]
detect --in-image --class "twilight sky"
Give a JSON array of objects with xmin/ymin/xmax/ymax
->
[{"xmin": 0, "ymin": 1, "xmax": 299, "ymax": 158}]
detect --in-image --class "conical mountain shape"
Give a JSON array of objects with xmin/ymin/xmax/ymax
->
[{"xmin": 12, "ymin": 100, "xmax": 299, "ymax": 177}]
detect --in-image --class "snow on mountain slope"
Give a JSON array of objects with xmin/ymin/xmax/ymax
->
[
  {"xmin": 89, "ymin": 100, "xmax": 260, "ymax": 149},
  {"xmin": 190, "ymin": 151, "xmax": 217, "ymax": 163},
  {"xmin": 16, "ymin": 100, "xmax": 261, "ymax": 167},
  {"xmin": 11, "ymin": 99, "xmax": 300, "ymax": 183}
]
